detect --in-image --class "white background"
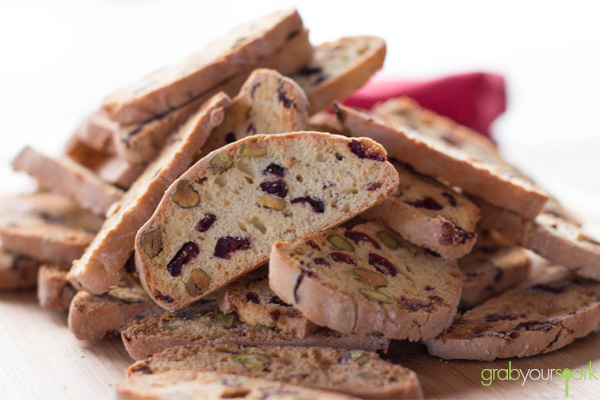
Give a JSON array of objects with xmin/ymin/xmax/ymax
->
[{"xmin": 1, "ymin": 0, "xmax": 599, "ymax": 228}]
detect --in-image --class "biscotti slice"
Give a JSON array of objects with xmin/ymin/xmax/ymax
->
[
  {"xmin": 68, "ymin": 93, "xmax": 230, "ymax": 294},
  {"xmin": 0, "ymin": 246, "xmax": 41, "ymax": 290},
  {"xmin": 474, "ymin": 197, "xmax": 600, "ymax": 281},
  {"xmin": 335, "ymin": 99, "xmax": 549, "ymax": 218},
  {"xmin": 37, "ymin": 264, "xmax": 76, "ymax": 311},
  {"xmin": 199, "ymin": 69, "xmax": 309, "ymax": 157},
  {"xmin": 12, "ymin": 146, "xmax": 124, "ymax": 216},
  {"xmin": 0, "ymin": 193, "xmax": 104, "ymax": 264},
  {"xmin": 96, "ymin": 156, "xmax": 145, "ymax": 189},
  {"xmin": 218, "ymin": 266, "xmax": 316, "ymax": 338},
  {"xmin": 425, "ymin": 266, "xmax": 600, "ymax": 360},
  {"xmin": 64, "ymin": 132, "xmax": 111, "ymax": 170},
  {"xmin": 103, "ymin": 9, "xmax": 303, "ymax": 125},
  {"xmin": 291, "ymin": 36, "xmax": 386, "ymax": 115},
  {"xmin": 136, "ymin": 133, "xmax": 398, "ymax": 310},
  {"xmin": 76, "ymin": 109, "xmax": 118, "ymax": 152},
  {"xmin": 270, "ymin": 221, "xmax": 461, "ymax": 340},
  {"xmin": 308, "ymin": 112, "xmax": 345, "ymax": 136},
  {"xmin": 121, "ymin": 305, "xmax": 389, "ymax": 360},
  {"xmin": 459, "ymin": 229, "xmax": 531, "ymax": 308},
  {"xmin": 128, "ymin": 344, "xmax": 423, "ymax": 400},
  {"xmin": 114, "ymin": 30, "xmax": 312, "ymax": 165},
  {"xmin": 68, "ymin": 284, "xmax": 164, "ymax": 342},
  {"xmin": 117, "ymin": 371, "xmax": 357, "ymax": 400},
  {"xmin": 362, "ymin": 160, "xmax": 480, "ymax": 259}
]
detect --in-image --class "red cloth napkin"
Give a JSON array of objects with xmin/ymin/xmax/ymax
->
[{"xmin": 344, "ymin": 72, "xmax": 506, "ymax": 138}]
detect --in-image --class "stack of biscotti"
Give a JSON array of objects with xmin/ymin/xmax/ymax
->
[{"xmin": 5, "ymin": 7, "xmax": 600, "ymax": 399}]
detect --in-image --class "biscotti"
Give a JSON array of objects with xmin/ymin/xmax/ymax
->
[
  {"xmin": 135, "ymin": 132, "xmax": 398, "ymax": 310},
  {"xmin": 291, "ymin": 36, "xmax": 386, "ymax": 115},
  {"xmin": 114, "ymin": 29, "xmax": 312, "ymax": 165},
  {"xmin": 128, "ymin": 344, "xmax": 423, "ymax": 399},
  {"xmin": 335, "ymin": 98, "xmax": 549, "ymax": 218},
  {"xmin": 117, "ymin": 371, "xmax": 357, "ymax": 400},
  {"xmin": 362, "ymin": 160, "xmax": 480, "ymax": 259},
  {"xmin": 121, "ymin": 305, "xmax": 389, "ymax": 361},
  {"xmin": 37, "ymin": 264, "xmax": 76, "ymax": 311},
  {"xmin": 68, "ymin": 93, "xmax": 230, "ymax": 295},
  {"xmin": 102, "ymin": 9, "xmax": 303, "ymax": 125},
  {"xmin": 218, "ymin": 266, "xmax": 316, "ymax": 338},
  {"xmin": 76, "ymin": 109, "xmax": 118, "ymax": 152},
  {"xmin": 12, "ymin": 146, "xmax": 124, "ymax": 216},
  {"xmin": 198, "ymin": 68, "xmax": 309, "ymax": 157},
  {"xmin": 0, "ymin": 246, "xmax": 41, "ymax": 290},
  {"xmin": 474, "ymin": 197, "xmax": 600, "ymax": 281},
  {"xmin": 426, "ymin": 266, "xmax": 600, "ymax": 360},
  {"xmin": 64, "ymin": 131, "xmax": 112, "ymax": 170},
  {"xmin": 68, "ymin": 284, "xmax": 164, "ymax": 342},
  {"xmin": 96, "ymin": 157, "xmax": 145, "ymax": 190},
  {"xmin": 269, "ymin": 221, "xmax": 461, "ymax": 340},
  {"xmin": 0, "ymin": 193, "xmax": 104, "ymax": 264},
  {"xmin": 459, "ymin": 229, "xmax": 531, "ymax": 308}
]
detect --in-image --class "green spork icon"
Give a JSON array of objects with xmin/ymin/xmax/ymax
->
[{"xmin": 563, "ymin": 368, "xmax": 572, "ymax": 397}]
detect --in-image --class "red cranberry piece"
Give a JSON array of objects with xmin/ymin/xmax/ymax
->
[
  {"xmin": 260, "ymin": 180, "xmax": 288, "ymax": 198},
  {"xmin": 330, "ymin": 252, "xmax": 356, "ymax": 265},
  {"xmin": 485, "ymin": 313, "xmax": 517, "ymax": 323},
  {"xmin": 167, "ymin": 242, "xmax": 199, "ymax": 277},
  {"xmin": 278, "ymin": 82, "xmax": 294, "ymax": 108},
  {"xmin": 37, "ymin": 211, "xmax": 65, "ymax": 225},
  {"xmin": 348, "ymin": 140, "xmax": 386, "ymax": 162},
  {"xmin": 428, "ymin": 295, "xmax": 444, "ymax": 304},
  {"xmin": 225, "ymin": 132, "xmax": 236, "ymax": 144},
  {"xmin": 262, "ymin": 163, "xmax": 285, "ymax": 177},
  {"xmin": 528, "ymin": 283, "xmax": 567, "ymax": 294},
  {"xmin": 214, "ymin": 236, "xmax": 251, "ymax": 259},
  {"xmin": 269, "ymin": 296, "xmax": 291, "ymax": 307},
  {"xmin": 368, "ymin": 253, "xmax": 397, "ymax": 276},
  {"xmin": 425, "ymin": 285, "xmax": 435, "ymax": 291},
  {"xmin": 269, "ymin": 310, "xmax": 281, "ymax": 322},
  {"xmin": 291, "ymin": 196, "xmax": 325, "ymax": 213},
  {"xmin": 516, "ymin": 321, "xmax": 554, "ymax": 332},
  {"xmin": 314, "ymin": 258, "xmax": 330, "ymax": 267},
  {"xmin": 246, "ymin": 292, "xmax": 260, "ymax": 304},
  {"xmin": 440, "ymin": 222, "xmax": 475, "ymax": 245},
  {"xmin": 400, "ymin": 296, "xmax": 431, "ymax": 312},
  {"xmin": 509, "ymin": 331, "xmax": 519, "ymax": 339},
  {"xmin": 407, "ymin": 196, "xmax": 443, "ymax": 210},
  {"xmin": 250, "ymin": 82, "xmax": 261, "ymax": 98},
  {"xmin": 366, "ymin": 182, "xmax": 383, "ymax": 191},
  {"xmin": 196, "ymin": 214, "xmax": 217, "ymax": 232},
  {"xmin": 297, "ymin": 65, "xmax": 323, "ymax": 76},
  {"xmin": 345, "ymin": 230, "xmax": 381, "ymax": 249},
  {"xmin": 442, "ymin": 192, "xmax": 457, "ymax": 207},
  {"xmin": 305, "ymin": 240, "xmax": 320, "ymax": 251},
  {"xmin": 155, "ymin": 291, "xmax": 174, "ymax": 304}
]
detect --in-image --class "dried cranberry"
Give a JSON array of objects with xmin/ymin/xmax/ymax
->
[
  {"xmin": 509, "ymin": 331, "xmax": 519, "ymax": 339},
  {"xmin": 278, "ymin": 82, "xmax": 294, "ymax": 108},
  {"xmin": 425, "ymin": 285, "xmax": 435, "ymax": 291},
  {"xmin": 196, "ymin": 214, "xmax": 216, "ymax": 232},
  {"xmin": 269, "ymin": 310, "xmax": 281, "ymax": 322},
  {"xmin": 246, "ymin": 292, "xmax": 260, "ymax": 304},
  {"xmin": 424, "ymin": 248, "xmax": 442, "ymax": 258},
  {"xmin": 224, "ymin": 132, "xmax": 237, "ymax": 144},
  {"xmin": 400, "ymin": 296, "xmax": 431, "ymax": 312},
  {"xmin": 262, "ymin": 163, "xmax": 285, "ymax": 177},
  {"xmin": 314, "ymin": 258, "xmax": 330, "ymax": 267},
  {"xmin": 366, "ymin": 182, "xmax": 383, "ymax": 191},
  {"xmin": 428, "ymin": 295, "xmax": 444, "ymax": 304},
  {"xmin": 407, "ymin": 197, "xmax": 443, "ymax": 210},
  {"xmin": 330, "ymin": 252, "xmax": 356, "ymax": 265},
  {"xmin": 293, "ymin": 274, "xmax": 304, "ymax": 303},
  {"xmin": 291, "ymin": 196, "xmax": 325, "ymax": 213},
  {"xmin": 167, "ymin": 242, "xmax": 199, "ymax": 277},
  {"xmin": 247, "ymin": 123, "xmax": 257, "ymax": 134},
  {"xmin": 442, "ymin": 192, "xmax": 457, "ymax": 207},
  {"xmin": 297, "ymin": 66, "xmax": 322, "ymax": 76},
  {"xmin": 368, "ymin": 253, "xmax": 397, "ymax": 276},
  {"xmin": 440, "ymin": 222, "xmax": 475, "ymax": 245},
  {"xmin": 155, "ymin": 291, "xmax": 173, "ymax": 304},
  {"xmin": 269, "ymin": 296, "xmax": 291, "ymax": 307},
  {"xmin": 441, "ymin": 132, "xmax": 462, "ymax": 147},
  {"xmin": 260, "ymin": 180, "xmax": 288, "ymax": 198},
  {"xmin": 214, "ymin": 236, "xmax": 251, "ymax": 259},
  {"xmin": 123, "ymin": 126, "xmax": 142, "ymax": 147},
  {"xmin": 348, "ymin": 140, "xmax": 386, "ymax": 162},
  {"xmin": 37, "ymin": 211, "xmax": 65, "ymax": 225},
  {"xmin": 345, "ymin": 230, "xmax": 381, "ymax": 249},
  {"xmin": 516, "ymin": 321, "xmax": 554, "ymax": 332},
  {"xmin": 485, "ymin": 313, "xmax": 517, "ymax": 322},
  {"xmin": 250, "ymin": 82, "xmax": 261, "ymax": 98},
  {"xmin": 528, "ymin": 283, "xmax": 567, "ymax": 294},
  {"xmin": 305, "ymin": 240, "xmax": 320, "ymax": 251},
  {"xmin": 472, "ymin": 328, "xmax": 486, "ymax": 337}
]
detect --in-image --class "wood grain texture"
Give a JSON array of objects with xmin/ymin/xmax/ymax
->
[{"xmin": 1, "ymin": 290, "xmax": 599, "ymax": 399}]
